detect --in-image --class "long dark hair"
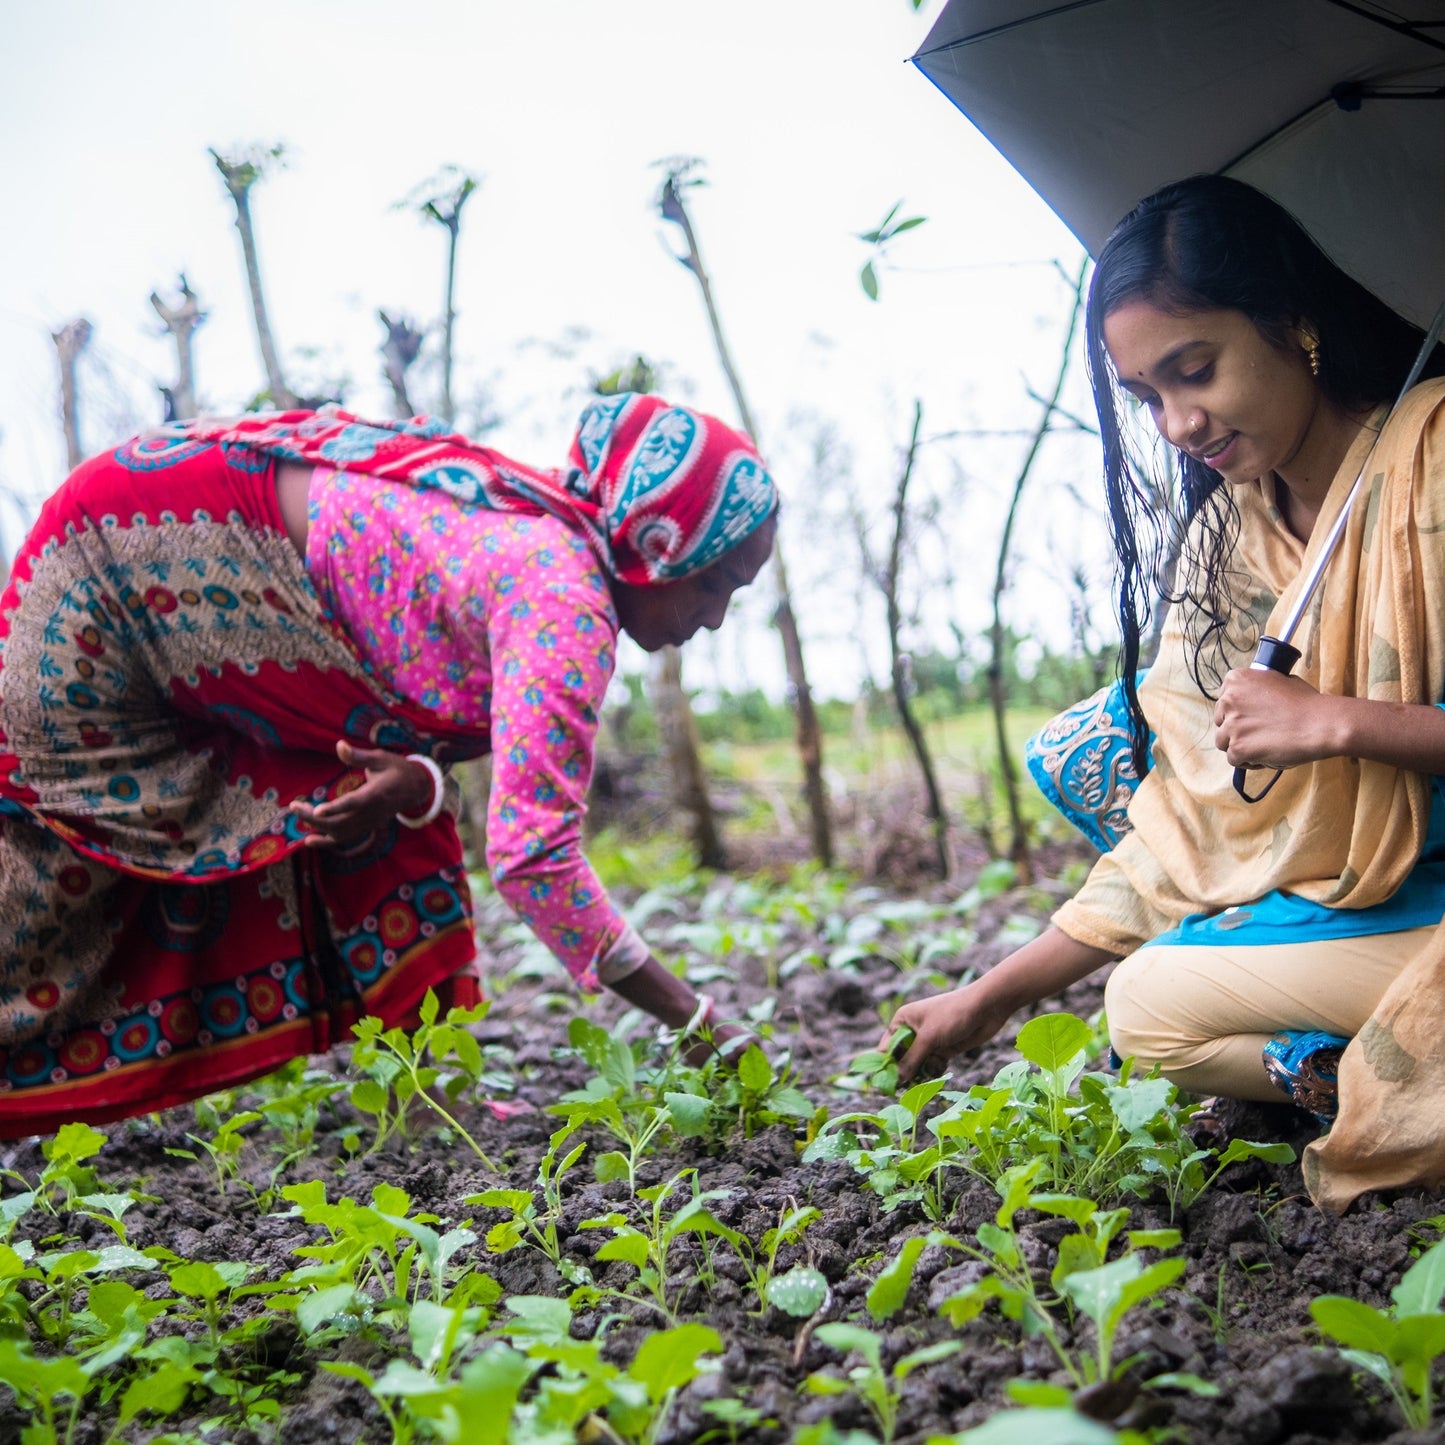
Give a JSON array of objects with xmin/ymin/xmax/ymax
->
[{"xmin": 1086, "ymin": 174, "xmax": 1445, "ymax": 774}]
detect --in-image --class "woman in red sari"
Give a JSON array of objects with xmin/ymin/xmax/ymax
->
[{"xmin": 0, "ymin": 396, "xmax": 776, "ymax": 1134}]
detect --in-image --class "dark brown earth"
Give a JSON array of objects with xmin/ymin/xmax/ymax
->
[{"xmin": 2, "ymin": 838, "xmax": 1441, "ymax": 1444}]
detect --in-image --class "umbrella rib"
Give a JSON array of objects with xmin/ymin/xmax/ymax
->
[
  {"xmin": 1320, "ymin": 0, "xmax": 1445, "ymax": 54},
  {"xmin": 912, "ymin": 0, "xmax": 1112, "ymax": 60},
  {"xmin": 1221, "ymin": 77, "xmax": 1445, "ymax": 176}
]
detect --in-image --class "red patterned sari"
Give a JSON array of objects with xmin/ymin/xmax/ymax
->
[{"xmin": 0, "ymin": 436, "xmax": 485, "ymax": 1134}]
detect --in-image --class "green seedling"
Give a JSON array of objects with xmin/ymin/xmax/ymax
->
[
  {"xmin": 920, "ymin": 1012, "xmax": 1293, "ymax": 1215},
  {"xmin": 0, "ymin": 1122, "xmax": 134, "ymax": 1237},
  {"xmin": 552, "ymin": 1098, "xmax": 670, "ymax": 1195},
  {"xmin": 350, "ymin": 990, "xmax": 496, "ymax": 1167},
  {"xmin": 275, "ymin": 1178, "xmax": 494, "ymax": 1349},
  {"xmin": 249, "ymin": 1059, "xmax": 346, "ymax": 1184},
  {"xmin": 326, "ymin": 1301, "xmax": 524, "ymax": 1445},
  {"xmin": 1311, "ymin": 1234, "xmax": 1445, "ymax": 1429},
  {"xmin": 838, "ymin": 1025, "xmax": 918, "ymax": 1095},
  {"xmin": 578, "ymin": 1169, "xmax": 735, "ymax": 1322},
  {"xmin": 491, "ymin": 1296, "xmax": 721, "ymax": 1445},
  {"xmin": 169, "ymin": 1107, "xmax": 263, "ymax": 1203},
  {"xmin": 471, "ymin": 1121, "xmax": 595, "ymax": 1287},
  {"xmin": 0, "ymin": 1332, "xmax": 142, "ymax": 1445},
  {"xmin": 728, "ymin": 1200, "xmax": 824, "ymax": 1318},
  {"xmin": 803, "ymin": 1072, "xmax": 955, "ymax": 1217},
  {"xmin": 663, "ymin": 1044, "xmax": 815, "ymax": 1146},
  {"xmin": 934, "ymin": 1162, "xmax": 1197, "ymax": 1397},
  {"xmin": 30, "ymin": 1243, "xmax": 159, "ymax": 1345},
  {"xmin": 805, "ymin": 1321, "xmax": 963, "ymax": 1445}
]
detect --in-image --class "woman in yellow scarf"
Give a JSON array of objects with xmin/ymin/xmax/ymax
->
[{"xmin": 885, "ymin": 176, "xmax": 1445, "ymax": 1210}]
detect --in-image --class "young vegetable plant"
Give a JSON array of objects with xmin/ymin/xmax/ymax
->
[
  {"xmin": 169, "ymin": 1105, "xmax": 263, "ymax": 1203},
  {"xmin": 349, "ymin": 990, "xmax": 496, "ymax": 1167},
  {"xmin": 471, "ymin": 1120, "xmax": 595, "ymax": 1287},
  {"xmin": 578, "ymin": 1169, "xmax": 735, "ymax": 1322},
  {"xmin": 740, "ymin": 1201, "xmax": 826, "ymax": 1319},
  {"xmin": 802, "ymin": 1073, "xmax": 955, "ymax": 1218},
  {"xmin": 932, "ymin": 1161, "xmax": 1198, "ymax": 1402},
  {"xmin": 664, "ymin": 1044, "xmax": 816, "ymax": 1146},
  {"xmin": 804, "ymin": 1321, "xmax": 962, "ymax": 1445},
  {"xmin": 274, "ymin": 1178, "xmax": 493, "ymax": 1349},
  {"xmin": 1311, "ymin": 1233, "xmax": 1445, "ymax": 1429},
  {"xmin": 925, "ymin": 1012, "xmax": 1293, "ymax": 1214}
]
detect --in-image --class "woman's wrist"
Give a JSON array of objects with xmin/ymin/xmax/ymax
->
[{"xmin": 397, "ymin": 754, "xmax": 445, "ymax": 828}]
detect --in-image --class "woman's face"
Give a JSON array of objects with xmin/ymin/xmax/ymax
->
[
  {"xmin": 1103, "ymin": 300, "xmax": 1330, "ymax": 491},
  {"xmin": 611, "ymin": 514, "xmax": 776, "ymax": 652}
]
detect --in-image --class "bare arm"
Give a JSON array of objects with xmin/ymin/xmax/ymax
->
[
  {"xmin": 1215, "ymin": 669, "xmax": 1445, "ymax": 774},
  {"xmin": 609, "ymin": 956, "xmax": 755, "ymax": 1062},
  {"xmin": 881, "ymin": 925, "xmax": 1116, "ymax": 1083}
]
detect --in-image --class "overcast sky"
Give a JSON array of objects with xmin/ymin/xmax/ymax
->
[{"xmin": 0, "ymin": 0, "xmax": 1112, "ymax": 699}]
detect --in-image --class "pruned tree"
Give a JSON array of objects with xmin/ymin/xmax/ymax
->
[
  {"xmin": 650, "ymin": 646, "xmax": 726, "ymax": 869},
  {"xmin": 210, "ymin": 144, "xmax": 298, "ymax": 409},
  {"xmin": 656, "ymin": 158, "xmax": 834, "ymax": 868},
  {"xmin": 151, "ymin": 274, "xmax": 206, "ymax": 421},
  {"xmin": 52, "ymin": 318, "xmax": 93, "ymax": 471},
  {"xmin": 401, "ymin": 166, "xmax": 480, "ymax": 425},
  {"xmin": 378, "ymin": 310, "xmax": 424, "ymax": 419},
  {"xmin": 988, "ymin": 256, "xmax": 1089, "ymax": 883},
  {"xmin": 887, "ymin": 404, "xmax": 950, "ymax": 876},
  {"xmin": 851, "ymin": 402, "xmax": 951, "ymax": 877}
]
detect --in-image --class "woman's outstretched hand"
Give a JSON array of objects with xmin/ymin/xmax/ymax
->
[
  {"xmin": 878, "ymin": 927, "xmax": 1117, "ymax": 1085},
  {"xmin": 290, "ymin": 740, "xmax": 437, "ymax": 845},
  {"xmin": 880, "ymin": 982, "xmax": 1018, "ymax": 1085}
]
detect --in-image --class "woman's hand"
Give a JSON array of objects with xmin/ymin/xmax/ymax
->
[
  {"xmin": 1213, "ymin": 668, "xmax": 1345, "ymax": 771},
  {"xmin": 290, "ymin": 740, "xmax": 438, "ymax": 845},
  {"xmin": 608, "ymin": 956, "xmax": 759, "ymax": 1066},
  {"xmin": 880, "ymin": 983, "xmax": 1019, "ymax": 1085},
  {"xmin": 879, "ymin": 927, "xmax": 1116, "ymax": 1085}
]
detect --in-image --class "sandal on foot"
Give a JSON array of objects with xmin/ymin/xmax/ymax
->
[{"xmin": 1262, "ymin": 1029, "xmax": 1348, "ymax": 1124}]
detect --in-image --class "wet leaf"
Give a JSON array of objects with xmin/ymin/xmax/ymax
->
[{"xmin": 765, "ymin": 1266, "xmax": 828, "ymax": 1317}]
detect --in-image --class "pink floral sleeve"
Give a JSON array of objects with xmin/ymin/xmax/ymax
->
[{"xmin": 473, "ymin": 522, "xmax": 631, "ymax": 990}]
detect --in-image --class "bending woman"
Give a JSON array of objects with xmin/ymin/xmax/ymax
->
[
  {"xmin": 0, "ymin": 394, "xmax": 775, "ymax": 1133},
  {"xmin": 885, "ymin": 177, "xmax": 1445, "ymax": 1203}
]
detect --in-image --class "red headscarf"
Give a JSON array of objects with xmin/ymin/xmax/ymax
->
[{"xmin": 177, "ymin": 394, "xmax": 778, "ymax": 586}]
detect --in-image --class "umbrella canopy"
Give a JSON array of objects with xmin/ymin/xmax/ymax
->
[{"xmin": 913, "ymin": 0, "xmax": 1445, "ymax": 328}]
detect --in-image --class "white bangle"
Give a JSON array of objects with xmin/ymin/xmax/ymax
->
[
  {"xmin": 683, "ymin": 993, "xmax": 716, "ymax": 1036},
  {"xmin": 397, "ymin": 753, "xmax": 445, "ymax": 829}
]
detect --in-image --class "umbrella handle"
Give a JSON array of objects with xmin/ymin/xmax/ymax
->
[{"xmin": 1232, "ymin": 636, "xmax": 1301, "ymax": 803}]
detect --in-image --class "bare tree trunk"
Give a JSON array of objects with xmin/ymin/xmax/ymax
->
[
  {"xmin": 885, "ymin": 402, "xmax": 950, "ymax": 879},
  {"xmin": 151, "ymin": 275, "xmax": 205, "ymax": 421},
  {"xmin": 210, "ymin": 146, "xmax": 298, "ymax": 409},
  {"xmin": 988, "ymin": 257, "xmax": 1089, "ymax": 884},
  {"xmin": 406, "ymin": 170, "xmax": 478, "ymax": 427},
  {"xmin": 440, "ymin": 214, "xmax": 462, "ymax": 425},
  {"xmin": 649, "ymin": 645, "xmax": 725, "ymax": 869},
  {"xmin": 659, "ymin": 170, "xmax": 834, "ymax": 867},
  {"xmin": 52, "ymin": 318, "xmax": 93, "ymax": 471},
  {"xmin": 378, "ymin": 311, "xmax": 424, "ymax": 419}
]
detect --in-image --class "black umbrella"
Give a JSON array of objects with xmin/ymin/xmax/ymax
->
[{"xmin": 912, "ymin": 0, "xmax": 1445, "ymax": 329}]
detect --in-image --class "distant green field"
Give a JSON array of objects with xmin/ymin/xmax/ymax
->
[{"xmin": 702, "ymin": 703, "xmax": 1070, "ymax": 839}]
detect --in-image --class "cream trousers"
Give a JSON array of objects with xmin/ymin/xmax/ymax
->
[{"xmin": 1103, "ymin": 926, "xmax": 1435, "ymax": 1100}]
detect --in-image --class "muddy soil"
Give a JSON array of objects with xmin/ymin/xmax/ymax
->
[{"xmin": 2, "ymin": 844, "xmax": 1441, "ymax": 1445}]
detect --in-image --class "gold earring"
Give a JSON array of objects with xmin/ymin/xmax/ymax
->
[{"xmin": 1301, "ymin": 327, "xmax": 1322, "ymax": 377}]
